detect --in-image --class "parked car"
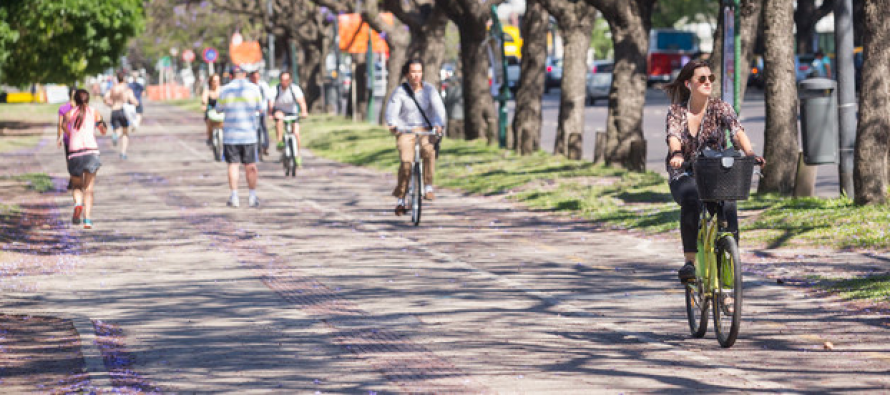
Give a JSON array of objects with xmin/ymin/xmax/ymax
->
[
  {"xmin": 747, "ymin": 56, "xmax": 764, "ymax": 88},
  {"xmin": 795, "ymin": 54, "xmax": 816, "ymax": 81},
  {"xmin": 544, "ymin": 56, "xmax": 563, "ymax": 93},
  {"xmin": 505, "ymin": 55, "xmax": 521, "ymax": 95},
  {"xmin": 585, "ymin": 61, "xmax": 613, "ymax": 106}
]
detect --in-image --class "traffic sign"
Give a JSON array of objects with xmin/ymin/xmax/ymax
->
[
  {"xmin": 182, "ymin": 49, "xmax": 195, "ymax": 63},
  {"xmin": 202, "ymin": 47, "xmax": 218, "ymax": 63}
]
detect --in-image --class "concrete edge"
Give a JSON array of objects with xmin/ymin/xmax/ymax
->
[{"xmin": 1, "ymin": 308, "xmax": 112, "ymax": 391}]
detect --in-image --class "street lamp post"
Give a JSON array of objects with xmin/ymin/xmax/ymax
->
[
  {"xmin": 490, "ymin": 5, "xmax": 510, "ymax": 148},
  {"xmin": 267, "ymin": 0, "xmax": 275, "ymax": 76}
]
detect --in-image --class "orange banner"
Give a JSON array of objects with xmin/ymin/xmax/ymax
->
[
  {"xmin": 229, "ymin": 41, "xmax": 263, "ymax": 65},
  {"xmin": 338, "ymin": 13, "xmax": 392, "ymax": 54}
]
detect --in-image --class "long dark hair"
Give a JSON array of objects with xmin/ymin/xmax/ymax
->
[
  {"xmin": 663, "ymin": 60, "xmax": 711, "ymax": 104},
  {"xmin": 401, "ymin": 58, "xmax": 423, "ymax": 77},
  {"xmin": 208, "ymin": 74, "xmax": 220, "ymax": 89},
  {"xmin": 72, "ymin": 89, "xmax": 90, "ymax": 131}
]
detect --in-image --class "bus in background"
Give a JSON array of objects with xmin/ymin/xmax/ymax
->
[{"xmin": 648, "ymin": 29, "xmax": 699, "ymax": 85}]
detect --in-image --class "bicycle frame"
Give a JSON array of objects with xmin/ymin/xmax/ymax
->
[{"xmin": 695, "ymin": 203, "xmax": 735, "ymax": 299}]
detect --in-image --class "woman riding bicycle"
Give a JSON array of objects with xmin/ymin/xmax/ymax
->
[
  {"xmin": 202, "ymin": 74, "xmax": 222, "ymax": 146},
  {"xmin": 384, "ymin": 58, "xmax": 446, "ymax": 216},
  {"xmin": 663, "ymin": 60, "xmax": 765, "ymax": 283}
]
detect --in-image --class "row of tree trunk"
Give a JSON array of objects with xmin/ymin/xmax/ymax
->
[{"xmin": 229, "ymin": 0, "xmax": 887, "ymax": 204}]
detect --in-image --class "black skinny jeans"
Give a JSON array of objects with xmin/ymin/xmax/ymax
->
[{"xmin": 669, "ymin": 175, "xmax": 739, "ymax": 253}]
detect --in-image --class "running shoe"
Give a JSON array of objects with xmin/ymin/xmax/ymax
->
[
  {"xmin": 248, "ymin": 195, "xmax": 260, "ymax": 207},
  {"xmin": 72, "ymin": 205, "xmax": 83, "ymax": 225},
  {"xmin": 83, "ymin": 219, "xmax": 93, "ymax": 229},
  {"xmin": 120, "ymin": 153, "xmax": 128, "ymax": 160},
  {"xmin": 227, "ymin": 195, "xmax": 240, "ymax": 207}
]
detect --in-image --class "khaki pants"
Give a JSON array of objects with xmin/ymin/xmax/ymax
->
[{"xmin": 393, "ymin": 133, "xmax": 436, "ymax": 198}]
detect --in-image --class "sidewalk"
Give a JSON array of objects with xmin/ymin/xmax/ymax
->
[{"xmin": 1, "ymin": 101, "xmax": 888, "ymax": 393}]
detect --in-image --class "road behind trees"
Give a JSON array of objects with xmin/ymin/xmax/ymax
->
[{"xmin": 2, "ymin": 102, "xmax": 888, "ymax": 393}]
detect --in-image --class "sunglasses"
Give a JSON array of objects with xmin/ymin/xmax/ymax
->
[{"xmin": 694, "ymin": 74, "xmax": 717, "ymax": 83}]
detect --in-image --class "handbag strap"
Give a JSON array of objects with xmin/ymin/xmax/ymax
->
[{"xmin": 402, "ymin": 83, "xmax": 433, "ymax": 130}]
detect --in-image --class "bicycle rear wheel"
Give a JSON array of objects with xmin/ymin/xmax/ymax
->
[
  {"xmin": 685, "ymin": 277, "xmax": 709, "ymax": 338},
  {"xmin": 713, "ymin": 236, "xmax": 743, "ymax": 348},
  {"xmin": 411, "ymin": 163, "xmax": 422, "ymax": 226},
  {"xmin": 213, "ymin": 128, "xmax": 223, "ymax": 162}
]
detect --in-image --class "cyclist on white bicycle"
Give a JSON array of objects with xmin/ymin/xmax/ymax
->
[
  {"xmin": 272, "ymin": 71, "xmax": 309, "ymax": 165},
  {"xmin": 385, "ymin": 58, "xmax": 446, "ymax": 216}
]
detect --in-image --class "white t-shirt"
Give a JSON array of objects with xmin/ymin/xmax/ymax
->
[{"xmin": 273, "ymin": 83, "xmax": 305, "ymax": 114}]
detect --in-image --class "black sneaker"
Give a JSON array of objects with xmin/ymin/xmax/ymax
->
[{"xmin": 678, "ymin": 261, "xmax": 696, "ymax": 283}]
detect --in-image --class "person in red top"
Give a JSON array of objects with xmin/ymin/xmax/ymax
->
[{"xmin": 62, "ymin": 89, "xmax": 107, "ymax": 229}]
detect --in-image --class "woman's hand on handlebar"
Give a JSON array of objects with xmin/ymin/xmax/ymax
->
[
  {"xmin": 745, "ymin": 151, "xmax": 766, "ymax": 167},
  {"xmin": 669, "ymin": 156, "xmax": 685, "ymax": 169}
]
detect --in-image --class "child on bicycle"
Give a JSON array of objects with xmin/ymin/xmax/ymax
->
[
  {"xmin": 662, "ymin": 60, "xmax": 765, "ymax": 283},
  {"xmin": 384, "ymin": 59, "xmax": 446, "ymax": 216}
]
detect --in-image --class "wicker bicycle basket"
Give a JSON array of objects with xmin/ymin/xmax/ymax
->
[{"xmin": 693, "ymin": 155, "xmax": 756, "ymax": 201}]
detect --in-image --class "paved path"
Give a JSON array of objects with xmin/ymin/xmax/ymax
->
[{"xmin": 2, "ymin": 102, "xmax": 890, "ymax": 393}]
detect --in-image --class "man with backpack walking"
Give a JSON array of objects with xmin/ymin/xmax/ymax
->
[{"xmin": 271, "ymin": 71, "xmax": 309, "ymax": 167}]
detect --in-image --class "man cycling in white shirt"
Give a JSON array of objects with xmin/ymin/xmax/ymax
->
[{"xmin": 272, "ymin": 71, "xmax": 309, "ymax": 167}]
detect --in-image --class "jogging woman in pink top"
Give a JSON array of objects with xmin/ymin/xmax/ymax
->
[{"xmin": 63, "ymin": 89, "xmax": 106, "ymax": 229}]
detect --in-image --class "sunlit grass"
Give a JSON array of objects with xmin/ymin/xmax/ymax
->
[
  {"xmin": 303, "ymin": 117, "xmax": 890, "ymax": 250},
  {"xmin": 9, "ymin": 173, "xmax": 54, "ymax": 193},
  {"xmin": 822, "ymin": 275, "xmax": 890, "ymax": 303}
]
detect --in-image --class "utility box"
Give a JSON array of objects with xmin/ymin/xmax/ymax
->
[{"xmin": 798, "ymin": 78, "xmax": 838, "ymax": 165}]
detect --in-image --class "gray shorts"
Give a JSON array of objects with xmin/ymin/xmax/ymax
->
[
  {"xmin": 224, "ymin": 143, "xmax": 258, "ymax": 164},
  {"xmin": 67, "ymin": 154, "xmax": 102, "ymax": 177}
]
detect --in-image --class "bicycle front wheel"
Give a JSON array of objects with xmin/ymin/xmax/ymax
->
[
  {"xmin": 411, "ymin": 163, "xmax": 422, "ymax": 226},
  {"xmin": 685, "ymin": 277, "xmax": 709, "ymax": 338},
  {"xmin": 288, "ymin": 135, "xmax": 299, "ymax": 177},
  {"xmin": 713, "ymin": 236, "xmax": 743, "ymax": 348}
]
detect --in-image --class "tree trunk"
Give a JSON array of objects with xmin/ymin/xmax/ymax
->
[
  {"xmin": 794, "ymin": 0, "xmax": 834, "ymax": 54},
  {"xmin": 409, "ymin": 4, "xmax": 449, "ymax": 88},
  {"xmin": 457, "ymin": 21, "xmax": 497, "ymax": 142},
  {"xmin": 363, "ymin": 1, "xmax": 410, "ymax": 124},
  {"xmin": 587, "ymin": 0, "xmax": 655, "ymax": 171},
  {"xmin": 511, "ymin": 0, "xmax": 548, "ymax": 155},
  {"xmin": 853, "ymin": 0, "xmax": 890, "ymax": 205},
  {"xmin": 541, "ymin": 0, "xmax": 595, "ymax": 159},
  {"xmin": 710, "ymin": 0, "xmax": 763, "ymax": 101},
  {"xmin": 758, "ymin": 0, "xmax": 797, "ymax": 195},
  {"xmin": 347, "ymin": 54, "xmax": 369, "ymax": 121}
]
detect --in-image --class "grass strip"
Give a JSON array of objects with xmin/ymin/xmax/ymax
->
[
  {"xmin": 11, "ymin": 173, "xmax": 54, "ymax": 193},
  {"xmin": 822, "ymin": 275, "xmax": 890, "ymax": 303},
  {"xmin": 302, "ymin": 116, "xmax": 890, "ymax": 251}
]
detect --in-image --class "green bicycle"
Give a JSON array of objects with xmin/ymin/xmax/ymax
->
[{"xmin": 684, "ymin": 154, "xmax": 757, "ymax": 348}]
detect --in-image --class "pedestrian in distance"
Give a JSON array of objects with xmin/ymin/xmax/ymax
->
[
  {"xmin": 57, "ymin": 88, "xmax": 77, "ymax": 196},
  {"xmin": 385, "ymin": 58, "xmax": 447, "ymax": 216},
  {"xmin": 62, "ymin": 89, "xmax": 107, "ymax": 229},
  {"xmin": 248, "ymin": 70, "xmax": 273, "ymax": 157},
  {"xmin": 662, "ymin": 60, "xmax": 765, "ymax": 283},
  {"xmin": 103, "ymin": 71, "xmax": 139, "ymax": 159},
  {"xmin": 202, "ymin": 74, "xmax": 223, "ymax": 146},
  {"xmin": 812, "ymin": 50, "xmax": 832, "ymax": 79},
  {"xmin": 128, "ymin": 71, "xmax": 146, "ymax": 129},
  {"xmin": 216, "ymin": 65, "xmax": 264, "ymax": 208}
]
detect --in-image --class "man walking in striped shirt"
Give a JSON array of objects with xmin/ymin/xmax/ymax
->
[{"xmin": 217, "ymin": 65, "xmax": 264, "ymax": 207}]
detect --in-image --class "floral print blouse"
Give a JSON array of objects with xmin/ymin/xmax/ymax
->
[{"xmin": 664, "ymin": 98, "xmax": 744, "ymax": 182}]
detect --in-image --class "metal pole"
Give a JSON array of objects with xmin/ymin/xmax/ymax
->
[
  {"xmin": 491, "ymin": 5, "xmax": 508, "ymax": 148},
  {"xmin": 291, "ymin": 40, "xmax": 298, "ymax": 85},
  {"xmin": 733, "ymin": 0, "xmax": 741, "ymax": 114},
  {"xmin": 267, "ymin": 0, "xmax": 275, "ymax": 75},
  {"xmin": 834, "ymin": 0, "xmax": 856, "ymax": 197},
  {"xmin": 334, "ymin": 16, "xmax": 342, "ymax": 114},
  {"xmin": 366, "ymin": 27, "xmax": 374, "ymax": 123}
]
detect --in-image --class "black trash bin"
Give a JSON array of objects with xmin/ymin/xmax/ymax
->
[{"xmin": 798, "ymin": 78, "xmax": 838, "ymax": 165}]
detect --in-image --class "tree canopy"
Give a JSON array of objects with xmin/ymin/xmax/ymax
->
[{"xmin": 0, "ymin": 0, "xmax": 144, "ymax": 86}]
